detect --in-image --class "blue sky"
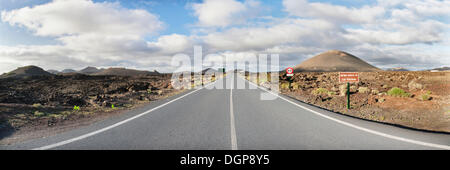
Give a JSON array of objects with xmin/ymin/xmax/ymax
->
[
  {"xmin": 0, "ymin": 0, "xmax": 449, "ymax": 73},
  {"xmin": 0, "ymin": 0, "xmax": 54, "ymax": 45}
]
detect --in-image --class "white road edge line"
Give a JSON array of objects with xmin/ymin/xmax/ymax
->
[
  {"xmin": 242, "ymin": 76, "xmax": 450, "ymax": 150},
  {"xmin": 230, "ymin": 75, "xmax": 238, "ymax": 150},
  {"xmin": 33, "ymin": 82, "xmax": 216, "ymax": 150}
]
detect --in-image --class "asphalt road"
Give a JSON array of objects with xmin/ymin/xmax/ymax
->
[{"xmin": 2, "ymin": 73, "xmax": 449, "ymax": 150}]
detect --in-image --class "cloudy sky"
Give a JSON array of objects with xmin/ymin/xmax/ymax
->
[{"xmin": 0, "ymin": 0, "xmax": 449, "ymax": 73}]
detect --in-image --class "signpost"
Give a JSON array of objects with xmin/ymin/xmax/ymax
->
[
  {"xmin": 286, "ymin": 67, "xmax": 294, "ymax": 89},
  {"xmin": 339, "ymin": 72, "xmax": 359, "ymax": 109}
]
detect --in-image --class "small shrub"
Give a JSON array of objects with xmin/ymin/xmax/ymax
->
[
  {"xmin": 280, "ymin": 82, "xmax": 290, "ymax": 90},
  {"xmin": 420, "ymin": 94, "xmax": 431, "ymax": 101},
  {"xmin": 60, "ymin": 111, "xmax": 72, "ymax": 116},
  {"xmin": 73, "ymin": 105, "xmax": 81, "ymax": 111},
  {"xmin": 32, "ymin": 103, "xmax": 42, "ymax": 108},
  {"xmin": 420, "ymin": 91, "xmax": 432, "ymax": 101},
  {"xmin": 387, "ymin": 87, "xmax": 412, "ymax": 97},
  {"xmin": 291, "ymin": 82, "xmax": 299, "ymax": 90},
  {"xmin": 312, "ymin": 88, "xmax": 329, "ymax": 95},
  {"xmin": 48, "ymin": 113, "xmax": 62, "ymax": 118},
  {"xmin": 34, "ymin": 111, "xmax": 45, "ymax": 117},
  {"xmin": 16, "ymin": 113, "xmax": 26, "ymax": 118},
  {"xmin": 376, "ymin": 98, "xmax": 385, "ymax": 103}
]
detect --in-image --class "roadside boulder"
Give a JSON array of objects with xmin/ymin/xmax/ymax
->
[
  {"xmin": 408, "ymin": 80, "xmax": 423, "ymax": 90},
  {"xmin": 371, "ymin": 89, "xmax": 379, "ymax": 95},
  {"xmin": 339, "ymin": 84, "xmax": 347, "ymax": 96},
  {"xmin": 330, "ymin": 86, "xmax": 338, "ymax": 92},
  {"xmin": 358, "ymin": 87, "xmax": 370, "ymax": 93},
  {"xmin": 350, "ymin": 85, "xmax": 357, "ymax": 93}
]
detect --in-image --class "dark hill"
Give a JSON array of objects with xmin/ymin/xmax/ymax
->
[{"xmin": 1, "ymin": 65, "xmax": 52, "ymax": 78}]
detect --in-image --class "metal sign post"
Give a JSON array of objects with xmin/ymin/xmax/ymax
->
[
  {"xmin": 286, "ymin": 67, "xmax": 294, "ymax": 89},
  {"xmin": 339, "ymin": 72, "xmax": 359, "ymax": 109}
]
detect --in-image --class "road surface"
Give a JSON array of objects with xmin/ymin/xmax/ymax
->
[{"xmin": 2, "ymin": 74, "xmax": 449, "ymax": 150}]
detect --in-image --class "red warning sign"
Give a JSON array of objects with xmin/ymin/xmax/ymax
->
[{"xmin": 286, "ymin": 67, "xmax": 294, "ymax": 76}]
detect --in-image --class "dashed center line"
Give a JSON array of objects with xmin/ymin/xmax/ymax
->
[{"xmin": 230, "ymin": 75, "xmax": 238, "ymax": 150}]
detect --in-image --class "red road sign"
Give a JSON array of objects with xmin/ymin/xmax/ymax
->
[
  {"xmin": 339, "ymin": 72, "xmax": 359, "ymax": 83},
  {"xmin": 286, "ymin": 67, "xmax": 293, "ymax": 74},
  {"xmin": 286, "ymin": 67, "xmax": 294, "ymax": 76}
]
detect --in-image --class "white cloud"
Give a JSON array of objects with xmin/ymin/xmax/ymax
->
[
  {"xmin": 345, "ymin": 20, "xmax": 446, "ymax": 45},
  {"xmin": 1, "ymin": 0, "xmax": 163, "ymax": 37},
  {"xmin": 403, "ymin": 0, "xmax": 450, "ymax": 17},
  {"xmin": 344, "ymin": 5, "xmax": 449, "ymax": 45},
  {"xmin": 203, "ymin": 18, "xmax": 339, "ymax": 51},
  {"xmin": 350, "ymin": 43, "xmax": 449, "ymax": 70},
  {"xmin": 0, "ymin": 0, "xmax": 173, "ymax": 73},
  {"xmin": 283, "ymin": 0, "xmax": 385, "ymax": 24},
  {"xmin": 147, "ymin": 34, "xmax": 192, "ymax": 54},
  {"xmin": 191, "ymin": 0, "xmax": 260, "ymax": 27},
  {"xmin": 0, "ymin": 0, "xmax": 167, "ymax": 56},
  {"xmin": 282, "ymin": 0, "xmax": 449, "ymax": 45}
]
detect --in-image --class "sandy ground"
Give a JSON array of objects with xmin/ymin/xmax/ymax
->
[{"xmin": 247, "ymin": 71, "xmax": 450, "ymax": 133}]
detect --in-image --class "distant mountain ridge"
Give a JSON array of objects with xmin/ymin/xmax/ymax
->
[
  {"xmin": 78, "ymin": 66, "xmax": 103, "ymax": 74},
  {"xmin": 429, "ymin": 66, "xmax": 450, "ymax": 71},
  {"xmin": 386, "ymin": 67, "xmax": 409, "ymax": 71},
  {"xmin": 46, "ymin": 69, "xmax": 60, "ymax": 74},
  {"xmin": 91, "ymin": 68, "xmax": 159, "ymax": 76},
  {"xmin": 2, "ymin": 66, "xmax": 160, "ymax": 78},
  {"xmin": 61, "ymin": 69, "xmax": 76, "ymax": 73}
]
